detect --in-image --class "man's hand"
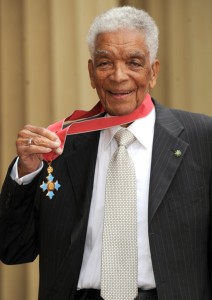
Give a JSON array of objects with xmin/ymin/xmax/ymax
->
[{"xmin": 16, "ymin": 124, "xmax": 62, "ymax": 177}]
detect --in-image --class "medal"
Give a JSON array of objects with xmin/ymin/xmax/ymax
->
[{"xmin": 40, "ymin": 162, "xmax": 61, "ymax": 199}]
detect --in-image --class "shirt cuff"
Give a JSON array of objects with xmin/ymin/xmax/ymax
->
[{"xmin": 10, "ymin": 157, "xmax": 43, "ymax": 185}]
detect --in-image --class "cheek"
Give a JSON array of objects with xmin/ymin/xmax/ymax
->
[
  {"xmin": 93, "ymin": 80, "xmax": 107, "ymax": 102},
  {"xmin": 138, "ymin": 71, "xmax": 152, "ymax": 88},
  {"xmin": 93, "ymin": 74, "xmax": 107, "ymax": 91}
]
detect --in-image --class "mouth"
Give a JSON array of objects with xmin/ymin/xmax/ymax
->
[{"xmin": 107, "ymin": 90, "xmax": 134, "ymax": 97}]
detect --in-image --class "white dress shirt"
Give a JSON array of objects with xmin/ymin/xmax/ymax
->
[
  {"xmin": 11, "ymin": 108, "xmax": 156, "ymax": 290},
  {"xmin": 78, "ymin": 108, "xmax": 156, "ymax": 289}
]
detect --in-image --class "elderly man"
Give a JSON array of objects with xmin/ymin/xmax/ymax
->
[{"xmin": 0, "ymin": 6, "xmax": 211, "ymax": 300}]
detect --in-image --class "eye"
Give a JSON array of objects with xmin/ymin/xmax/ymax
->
[
  {"xmin": 95, "ymin": 59, "xmax": 113, "ymax": 69},
  {"xmin": 98, "ymin": 61, "xmax": 109, "ymax": 67},
  {"xmin": 127, "ymin": 58, "xmax": 145, "ymax": 69},
  {"xmin": 128, "ymin": 60, "xmax": 142, "ymax": 67}
]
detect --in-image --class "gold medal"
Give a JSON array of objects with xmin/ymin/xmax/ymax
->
[{"xmin": 40, "ymin": 162, "xmax": 61, "ymax": 199}]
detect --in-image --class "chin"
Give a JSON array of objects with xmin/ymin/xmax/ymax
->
[
  {"xmin": 112, "ymin": 105, "xmax": 138, "ymax": 116},
  {"xmin": 108, "ymin": 108, "xmax": 134, "ymax": 116}
]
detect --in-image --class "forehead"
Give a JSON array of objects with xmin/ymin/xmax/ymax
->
[{"xmin": 94, "ymin": 29, "xmax": 148, "ymax": 57}]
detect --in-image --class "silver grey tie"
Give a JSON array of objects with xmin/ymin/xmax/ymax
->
[{"xmin": 101, "ymin": 128, "xmax": 138, "ymax": 300}]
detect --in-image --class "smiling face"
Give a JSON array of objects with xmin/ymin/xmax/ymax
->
[{"xmin": 88, "ymin": 29, "xmax": 160, "ymax": 116}]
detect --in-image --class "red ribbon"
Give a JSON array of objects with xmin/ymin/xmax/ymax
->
[{"xmin": 43, "ymin": 93, "xmax": 154, "ymax": 162}]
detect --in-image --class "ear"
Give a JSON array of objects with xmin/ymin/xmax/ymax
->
[
  {"xmin": 149, "ymin": 59, "xmax": 160, "ymax": 89},
  {"xmin": 88, "ymin": 59, "xmax": 96, "ymax": 89}
]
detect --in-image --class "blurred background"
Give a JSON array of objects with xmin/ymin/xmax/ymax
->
[{"xmin": 0, "ymin": 0, "xmax": 211, "ymax": 299}]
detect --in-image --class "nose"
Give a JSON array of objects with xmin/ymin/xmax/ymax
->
[{"xmin": 109, "ymin": 62, "xmax": 129, "ymax": 83}]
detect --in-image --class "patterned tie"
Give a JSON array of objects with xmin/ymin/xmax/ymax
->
[{"xmin": 101, "ymin": 128, "xmax": 138, "ymax": 300}]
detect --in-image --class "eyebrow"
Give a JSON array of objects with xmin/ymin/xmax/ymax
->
[
  {"xmin": 126, "ymin": 50, "xmax": 146, "ymax": 58},
  {"xmin": 94, "ymin": 49, "xmax": 111, "ymax": 56},
  {"xmin": 94, "ymin": 49, "xmax": 145, "ymax": 57},
  {"xmin": 93, "ymin": 49, "xmax": 147, "ymax": 65}
]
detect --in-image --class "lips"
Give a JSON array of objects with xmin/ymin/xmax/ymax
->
[{"xmin": 108, "ymin": 90, "xmax": 133, "ymax": 95}]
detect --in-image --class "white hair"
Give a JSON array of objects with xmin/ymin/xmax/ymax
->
[{"xmin": 86, "ymin": 6, "xmax": 159, "ymax": 63}]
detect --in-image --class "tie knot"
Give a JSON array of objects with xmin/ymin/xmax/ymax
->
[{"xmin": 114, "ymin": 129, "xmax": 136, "ymax": 148}]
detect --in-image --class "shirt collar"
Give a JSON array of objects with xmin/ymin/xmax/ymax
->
[{"xmin": 102, "ymin": 107, "xmax": 155, "ymax": 149}]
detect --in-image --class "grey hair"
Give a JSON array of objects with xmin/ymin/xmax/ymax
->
[{"xmin": 86, "ymin": 6, "xmax": 159, "ymax": 63}]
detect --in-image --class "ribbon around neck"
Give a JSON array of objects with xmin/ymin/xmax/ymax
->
[{"xmin": 43, "ymin": 93, "xmax": 154, "ymax": 162}]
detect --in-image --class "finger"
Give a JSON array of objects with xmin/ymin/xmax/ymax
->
[
  {"xmin": 17, "ymin": 136, "xmax": 60, "ymax": 152},
  {"xmin": 53, "ymin": 147, "xmax": 63, "ymax": 155},
  {"xmin": 24, "ymin": 124, "xmax": 60, "ymax": 141},
  {"xmin": 17, "ymin": 126, "xmax": 61, "ymax": 149},
  {"xmin": 16, "ymin": 143, "xmax": 54, "ymax": 157}
]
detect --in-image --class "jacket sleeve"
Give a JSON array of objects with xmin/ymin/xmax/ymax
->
[{"xmin": 0, "ymin": 161, "xmax": 41, "ymax": 264}]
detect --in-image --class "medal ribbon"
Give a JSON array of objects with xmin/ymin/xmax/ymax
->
[{"xmin": 43, "ymin": 93, "xmax": 153, "ymax": 162}]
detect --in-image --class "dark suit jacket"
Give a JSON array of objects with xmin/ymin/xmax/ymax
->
[{"xmin": 0, "ymin": 100, "xmax": 212, "ymax": 300}]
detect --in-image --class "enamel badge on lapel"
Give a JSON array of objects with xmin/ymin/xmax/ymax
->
[
  {"xmin": 173, "ymin": 149, "xmax": 182, "ymax": 158},
  {"xmin": 40, "ymin": 162, "xmax": 61, "ymax": 200}
]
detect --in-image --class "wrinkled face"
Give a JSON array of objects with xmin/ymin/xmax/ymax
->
[{"xmin": 88, "ymin": 29, "xmax": 160, "ymax": 116}]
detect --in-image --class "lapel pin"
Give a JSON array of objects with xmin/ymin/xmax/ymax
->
[{"xmin": 173, "ymin": 149, "xmax": 182, "ymax": 158}]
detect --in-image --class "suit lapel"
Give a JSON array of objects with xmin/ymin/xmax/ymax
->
[
  {"xmin": 148, "ymin": 102, "xmax": 189, "ymax": 223},
  {"xmin": 65, "ymin": 130, "xmax": 100, "ymax": 215}
]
